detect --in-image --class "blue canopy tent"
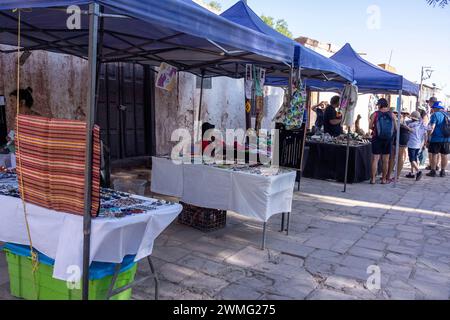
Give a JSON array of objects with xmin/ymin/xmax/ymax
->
[
  {"xmin": 220, "ymin": 0, "xmax": 354, "ymax": 83},
  {"xmin": 0, "ymin": 0, "xmax": 296, "ymax": 78},
  {"xmin": 0, "ymin": 0, "xmax": 299, "ymax": 300},
  {"xmin": 302, "ymin": 44, "xmax": 419, "ymax": 96}
]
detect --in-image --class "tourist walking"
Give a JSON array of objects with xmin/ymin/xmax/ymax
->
[
  {"xmin": 369, "ymin": 98, "xmax": 397, "ymax": 184},
  {"xmin": 406, "ymin": 111, "xmax": 428, "ymax": 181},
  {"xmin": 427, "ymin": 101, "xmax": 450, "ymax": 177}
]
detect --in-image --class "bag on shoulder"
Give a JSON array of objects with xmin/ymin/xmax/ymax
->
[
  {"xmin": 442, "ymin": 114, "xmax": 450, "ymax": 138},
  {"xmin": 375, "ymin": 111, "xmax": 394, "ymax": 140}
]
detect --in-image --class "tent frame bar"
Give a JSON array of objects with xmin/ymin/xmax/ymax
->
[
  {"xmin": 207, "ymin": 39, "xmax": 245, "ymax": 55},
  {"xmin": 1, "ymin": 7, "xmax": 294, "ymax": 78},
  {"xmin": 393, "ymin": 90, "xmax": 403, "ymax": 187},
  {"xmin": 82, "ymin": 2, "xmax": 99, "ymax": 301}
]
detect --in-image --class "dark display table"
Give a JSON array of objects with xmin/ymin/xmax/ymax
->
[{"xmin": 303, "ymin": 141, "xmax": 372, "ymax": 183}]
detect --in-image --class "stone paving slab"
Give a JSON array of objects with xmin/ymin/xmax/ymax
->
[{"xmin": 1, "ymin": 165, "xmax": 450, "ymax": 300}]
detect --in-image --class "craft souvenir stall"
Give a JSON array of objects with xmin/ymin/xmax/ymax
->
[
  {"xmin": 221, "ymin": 0, "xmax": 355, "ymax": 192},
  {"xmin": 303, "ymin": 138, "xmax": 372, "ymax": 183},
  {"xmin": 151, "ymin": 1, "xmax": 356, "ymax": 250},
  {"xmin": 0, "ymin": 0, "xmax": 302, "ymax": 300},
  {"xmin": 151, "ymin": 157, "xmax": 296, "ymax": 249},
  {"xmin": 302, "ymin": 44, "xmax": 419, "ymax": 188},
  {"xmin": 0, "ymin": 168, "xmax": 181, "ymax": 299},
  {"xmin": 266, "ymin": 43, "xmax": 419, "ymax": 188}
]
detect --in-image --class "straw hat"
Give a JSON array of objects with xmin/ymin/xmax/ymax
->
[
  {"xmin": 410, "ymin": 111, "xmax": 421, "ymax": 121},
  {"xmin": 401, "ymin": 108, "xmax": 410, "ymax": 115}
]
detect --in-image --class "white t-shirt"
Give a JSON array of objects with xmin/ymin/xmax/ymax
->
[{"xmin": 407, "ymin": 121, "xmax": 428, "ymax": 149}]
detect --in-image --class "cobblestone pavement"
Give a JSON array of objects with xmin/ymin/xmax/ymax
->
[{"xmin": 1, "ymin": 166, "xmax": 450, "ymax": 300}]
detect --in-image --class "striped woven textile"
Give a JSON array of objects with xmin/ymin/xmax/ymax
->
[{"xmin": 16, "ymin": 115, "xmax": 100, "ymax": 217}]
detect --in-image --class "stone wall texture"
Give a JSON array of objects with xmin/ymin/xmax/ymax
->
[
  {"xmin": 0, "ymin": 46, "xmax": 89, "ymax": 131},
  {"xmin": 1, "ymin": 48, "xmax": 284, "ymax": 156}
]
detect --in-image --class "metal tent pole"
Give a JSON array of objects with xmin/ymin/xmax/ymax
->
[
  {"xmin": 342, "ymin": 89, "xmax": 352, "ymax": 193},
  {"xmin": 343, "ymin": 127, "xmax": 351, "ymax": 193},
  {"xmin": 278, "ymin": 65, "xmax": 295, "ymax": 233},
  {"xmin": 393, "ymin": 90, "xmax": 403, "ymax": 188},
  {"xmin": 197, "ymin": 71, "xmax": 205, "ymax": 143},
  {"xmin": 297, "ymin": 69, "xmax": 307, "ymax": 192},
  {"xmin": 417, "ymin": 68, "xmax": 424, "ymax": 109},
  {"xmin": 287, "ymin": 64, "xmax": 294, "ymax": 105},
  {"xmin": 82, "ymin": 3, "xmax": 100, "ymax": 301}
]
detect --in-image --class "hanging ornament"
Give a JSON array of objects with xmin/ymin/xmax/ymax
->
[{"xmin": 245, "ymin": 100, "xmax": 252, "ymax": 113}]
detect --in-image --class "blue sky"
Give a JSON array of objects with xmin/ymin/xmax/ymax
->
[{"xmin": 214, "ymin": 0, "xmax": 450, "ymax": 95}]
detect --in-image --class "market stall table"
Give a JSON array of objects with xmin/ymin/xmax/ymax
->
[
  {"xmin": 303, "ymin": 141, "xmax": 372, "ymax": 183},
  {"xmin": 0, "ymin": 172, "xmax": 182, "ymax": 298},
  {"xmin": 151, "ymin": 156, "xmax": 297, "ymax": 249}
]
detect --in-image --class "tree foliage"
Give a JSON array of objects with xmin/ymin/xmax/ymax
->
[
  {"xmin": 427, "ymin": 0, "xmax": 448, "ymax": 7},
  {"xmin": 207, "ymin": 1, "xmax": 222, "ymax": 12},
  {"xmin": 260, "ymin": 15, "xmax": 294, "ymax": 39}
]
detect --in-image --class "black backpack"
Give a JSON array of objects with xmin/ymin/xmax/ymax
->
[{"xmin": 443, "ymin": 114, "xmax": 450, "ymax": 138}]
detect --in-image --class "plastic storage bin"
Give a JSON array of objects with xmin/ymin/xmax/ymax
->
[{"xmin": 2, "ymin": 243, "xmax": 137, "ymax": 300}]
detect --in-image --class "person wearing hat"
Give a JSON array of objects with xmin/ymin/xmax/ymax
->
[
  {"xmin": 406, "ymin": 111, "xmax": 428, "ymax": 181},
  {"xmin": 369, "ymin": 98, "xmax": 398, "ymax": 184},
  {"xmin": 424, "ymin": 96, "xmax": 438, "ymax": 120},
  {"xmin": 387, "ymin": 107, "xmax": 411, "ymax": 182},
  {"xmin": 426, "ymin": 97, "xmax": 438, "ymax": 111},
  {"xmin": 417, "ymin": 105, "xmax": 431, "ymax": 167},
  {"xmin": 427, "ymin": 101, "xmax": 450, "ymax": 177}
]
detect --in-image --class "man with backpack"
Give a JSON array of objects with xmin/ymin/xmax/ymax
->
[
  {"xmin": 369, "ymin": 98, "xmax": 398, "ymax": 184},
  {"xmin": 426, "ymin": 101, "xmax": 450, "ymax": 177}
]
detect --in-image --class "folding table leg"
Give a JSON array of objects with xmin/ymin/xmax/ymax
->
[
  {"xmin": 280, "ymin": 212, "xmax": 285, "ymax": 232},
  {"xmin": 106, "ymin": 257, "xmax": 160, "ymax": 300},
  {"xmin": 147, "ymin": 256, "xmax": 159, "ymax": 301},
  {"xmin": 106, "ymin": 263, "xmax": 122, "ymax": 300},
  {"xmin": 261, "ymin": 222, "xmax": 267, "ymax": 250},
  {"xmin": 286, "ymin": 212, "xmax": 291, "ymax": 236}
]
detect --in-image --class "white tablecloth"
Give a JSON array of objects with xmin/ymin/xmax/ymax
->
[
  {"xmin": 151, "ymin": 156, "xmax": 183, "ymax": 198},
  {"xmin": 151, "ymin": 157, "xmax": 296, "ymax": 222},
  {"xmin": 0, "ymin": 194, "xmax": 182, "ymax": 281}
]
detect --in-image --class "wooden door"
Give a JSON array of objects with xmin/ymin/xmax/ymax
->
[{"xmin": 96, "ymin": 63, "xmax": 152, "ymax": 161}]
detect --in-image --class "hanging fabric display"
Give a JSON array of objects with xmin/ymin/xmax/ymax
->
[
  {"xmin": 340, "ymin": 83, "xmax": 359, "ymax": 128},
  {"xmin": 244, "ymin": 64, "xmax": 254, "ymax": 130},
  {"xmin": 16, "ymin": 115, "xmax": 101, "ymax": 217},
  {"xmin": 155, "ymin": 62, "xmax": 178, "ymax": 91},
  {"xmin": 368, "ymin": 95, "xmax": 377, "ymax": 116},
  {"xmin": 254, "ymin": 66, "xmax": 266, "ymax": 131},
  {"xmin": 245, "ymin": 64, "xmax": 253, "ymax": 100},
  {"xmin": 275, "ymin": 80, "xmax": 307, "ymax": 130},
  {"xmin": 272, "ymin": 89, "xmax": 289, "ymax": 123}
]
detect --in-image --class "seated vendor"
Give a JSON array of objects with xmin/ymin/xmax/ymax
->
[
  {"xmin": 201, "ymin": 122, "xmax": 245, "ymax": 161},
  {"xmin": 323, "ymin": 95, "xmax": 343, "ymax": 137},
  {"xmin": 201, "ymin": 122, "xmax": 216, "ymax": 152},
  {"xmin": 9, "ymin": 87, "xmax": 40, "ymax": 117},
  {"xmin": 2, "ymin": 87, "xmax": 40, "ymax": 156}
]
